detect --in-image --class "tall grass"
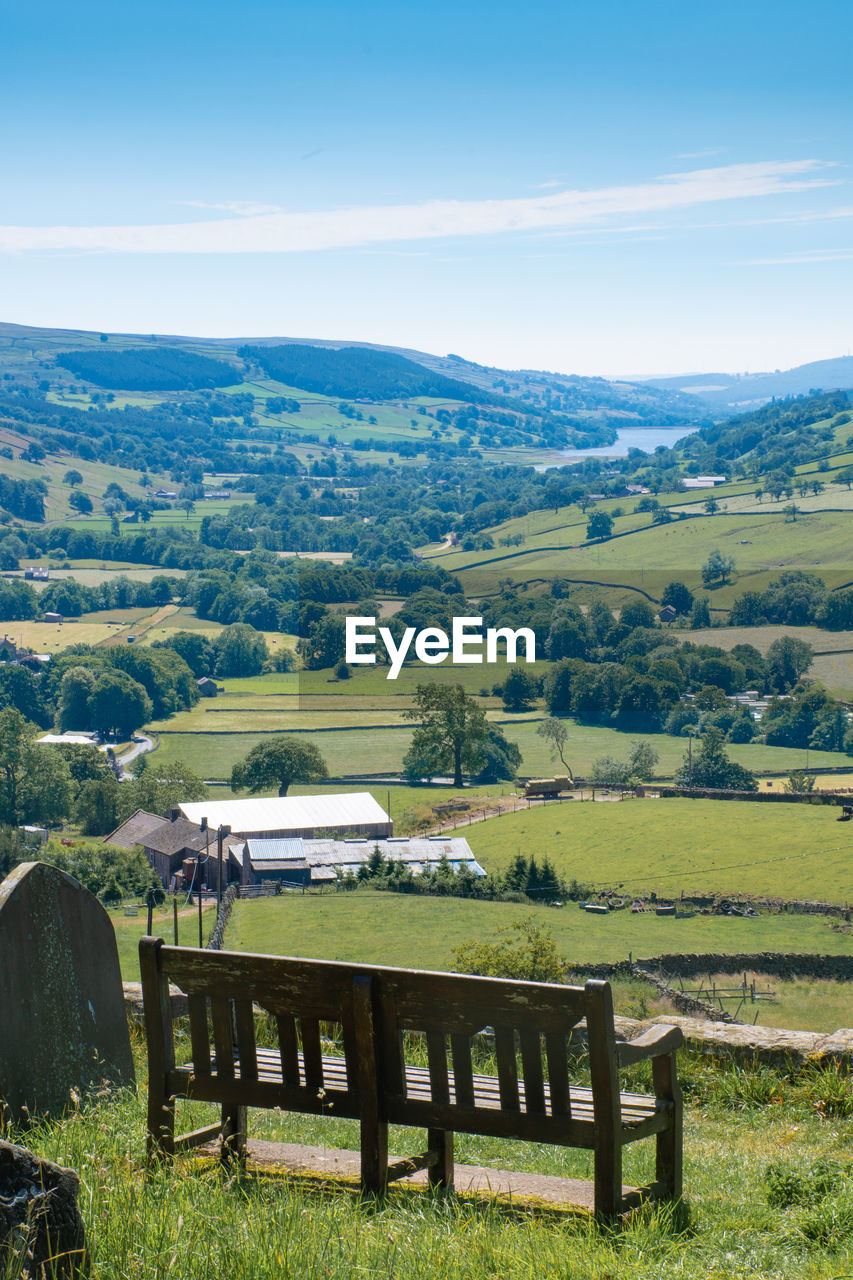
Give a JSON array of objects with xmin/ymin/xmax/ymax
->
[{"xmin": 3, "ymin": 1045, "xmax": 851, "ymax": 1279}]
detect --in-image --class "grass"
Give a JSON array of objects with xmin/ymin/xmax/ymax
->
[
  {"xmin": 464, "ymin": 796, "xmax": 853, "ymax": 902},
  {"xmin": 150, "ymin": 716, "xmax": 851, "ymax": 782},
  {"xmin": 226, "ymin": 893, "xmax": 851, "ymax": 973},
  {"xmin": 10, "ymin": 1038, "xmax": 853, "ymax": 1280},
  {"xmin": 675, "ymin": 973, "xmax": 853, "ymax": 1035},
  {"xmin": 109, "ymin": 900, "xmax": 217, "ymax": 979}
]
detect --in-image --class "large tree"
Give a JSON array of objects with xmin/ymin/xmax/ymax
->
[
  {"xmin": 678, "ymin": 727, "xmax": 756, "ymax": 792},
  {"xmin": 403, "ymin": 683, "xmax": 488, "ymax": 787},
  {"xmin": 230, "ymin": 737, "xmax": 328, "ymax": 796},
  {"xmin": 0, "ymin": 709, "xmax": 73, "ymax": 827}
]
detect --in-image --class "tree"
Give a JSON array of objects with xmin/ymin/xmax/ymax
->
[
  {"xmin": 88, "ymin": 670, "xmax": 153, "ymax": 738},
  {"xmin": 704, "ymin": 497, "xmax": 719, "ymax": 515},
  {"xmin": 701, "ymin": 549, "xmax": 735, "ymax": 588},
  {"xmin": 69, "ymin": 490, "xmax": 94, "ymax": 514},
  {"xmin": 402, "ymin": 684, "xmax": 488, "ymax": 787},
  {"xmin": 766, "ymin": 636, "xmax": 814, "ymax": 692},
  {"xmin": 537, "ymin": 717, "xmax": 573, "ymax": 774},
  {"xmin": 678, "ymin": 727, "xmax": 756, "ymax": 791},
  {"xmin": 501, "ymin": 668, "xmax": 536, "ymax": 712},
  {"xmin": 122, "ymin": 759, "xmax": 207, "ymax": 820},
  {"xmin": 661, "ymin": 581, "xmax": 694, "ymax": 616},
  {"xmin": 157, "ymin": 630, "xmax": 215, "ymax": 678},
  {"xmin": 214, "ymin": 623, "xmax": 269, "ymax": 678},
  {"xmin": 178, "ymin": 498, "xmax": 196, "ymax": 520},
  {"xmin": 63, "ymin": 469, "xmax": 83, "ymax": 487},
  {"xmin": 620, "ymin": 599, "xmax": 656, "ymax": 631},
  {"xmin": 473, "ymin": 725, "xmax": 522, "ymax": 783},
  {"xmin": 452, "ymin": 921, "xmax": 567, "ymax": 983},
  {"xmin": 0, "ymin": 710, "xmax": 73, "ymax": 827},
  {"xmin": 689, "ymin": 596, "xmax": 711, "ymax": 628},
  {"xmin": 230, "ymin": 736, "xmax": 328, "ymax": 796},
  {"xmin": 586, "ymin": 510, "xmax": 613, "ymax": 541},
  {"xmin": 783, "ymin": 770, "xmax": 816, "ymax": 794}
]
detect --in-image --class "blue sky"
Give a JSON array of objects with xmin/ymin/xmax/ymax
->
[{"xmin": 2, "ymin": 0, "xmax": 851, "ymax": 375}]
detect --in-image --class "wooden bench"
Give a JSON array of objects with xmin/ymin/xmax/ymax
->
[{"xmin": 140, "ymin": 937, "xmax": 683, "ymax": 1219}]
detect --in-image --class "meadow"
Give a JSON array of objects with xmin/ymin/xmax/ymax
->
[
  {"xmin": 225, "ymin": 894, "xmax": 850, "ymax": 976},
  {"xmin": 13, "ymin": 1038, "xmax": 853, "ymax": 1279},
  {"xmin": 150, "ymin": 711, "xmax": 851, "ymax": 783},
  {"xmin": 464, "ymin": 796, "xmax": 853, "ymax": 902}
]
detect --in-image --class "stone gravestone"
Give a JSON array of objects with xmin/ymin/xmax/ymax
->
[{"xmin": 0, "ymin": 862, "xmax": 134, "ymax": 1121}]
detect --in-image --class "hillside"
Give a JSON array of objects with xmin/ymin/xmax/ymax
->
[
  {"xmin": 0, "ymin": 321, "xmax": 707, "ymax": 439},
  {"xmin": 646, "ymin": 355, "xmax": 853, "ymax": 411}
]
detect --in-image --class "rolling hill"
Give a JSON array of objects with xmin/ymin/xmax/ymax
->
[{"xmin": 645, "ymin": 355, "xmax": 853, "ymax": 411}]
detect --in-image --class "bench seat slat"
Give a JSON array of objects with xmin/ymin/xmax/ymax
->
[{"xmin": 175, "ymin": 1050, "xmax": 666, "ymax": 1133}]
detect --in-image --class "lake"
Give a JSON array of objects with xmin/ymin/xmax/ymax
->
[{"xmin": 540, "ymin": 424, "xmax": 693, "ymax": 466}]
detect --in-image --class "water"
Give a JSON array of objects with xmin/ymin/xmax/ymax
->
[{"xmin": 539, "ymin": 424, "xmax": 693, "ymax": 467}]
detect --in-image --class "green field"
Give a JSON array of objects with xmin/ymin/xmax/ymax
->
[
  {"xmin": 465, "ymin": 796, "xmax": 853, "ymax": 902},
  {"xmin": 226, "ymin": 893, "xmax": 851, "ymax": 974}
]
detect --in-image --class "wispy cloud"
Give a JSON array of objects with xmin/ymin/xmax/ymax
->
[
  {"xmin": 740, "ymin": 247, "xmax": 853, "ymax": 265},
  {"xmin": 0, "ymin": 161, "xmax": 835, "ymax": 255},
  {"xmin": 673, "ymin": 147, "xmax": 725, "ymax": 159},
  {"xmin": 176, "ymin": 200, "xmax": 286, "ymax": 217}
]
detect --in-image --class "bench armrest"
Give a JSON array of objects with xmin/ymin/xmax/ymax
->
[{"xmin": 616, "ymin": 1024, "xmax": 683, "ymax": 1068}]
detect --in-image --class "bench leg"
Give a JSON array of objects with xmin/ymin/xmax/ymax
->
[
  {"xmin": 220, "ymin": 1104, "xmax": 247, "ymax": 1166},
  {"xmin": 653, "ymin": 1052, "xmax": 683, "ymax": 1202},
  {"xmin": 360, "ymin": 1119, "xmax": 388, "ymax": 1195},
  {"xmin": 146, "ymin": 1088, "xmax": 175, "ymax": 1164},
  {"xmin": 593, "ymin": 1139, "xmax": 622, "ymax": 1221},
  {"xmin": 427, "ymin": 1129, "xmax": 454, "ymax": 1190}
]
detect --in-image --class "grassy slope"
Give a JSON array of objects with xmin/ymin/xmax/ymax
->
[
  {"xmin": 15, "ymin": 1045, "xmax": 853, "ymax": 1280},
  {"xmin": 464, "ymin": 796, "xmax": 853, "ymax": 902},
  {"xmin": 226, "ymin": 893, "xmax": 850, "ymax": 973}
]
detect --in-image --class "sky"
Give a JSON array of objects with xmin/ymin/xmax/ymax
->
[{"xmin": 2, "ymin": 0, "xmax": 852, "ymax": 376}]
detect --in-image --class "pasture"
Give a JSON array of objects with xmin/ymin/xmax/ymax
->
[
  {"xmin": 149, "ymin": 714, "xmax": 852, "ymax": 782},
  {"xmin": 465, "ymin": 796, "xmax": 853, "ymax": 903},
  {"xmin": 225, "ymin": 893, "xmax": 850, "ymax": 975}
]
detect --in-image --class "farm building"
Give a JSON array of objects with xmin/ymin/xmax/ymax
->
[
  {"xmin": 179, "ymin": 792, "xmax": 392, "ymax": 840},
  {"xmin": 234, "ymin": 835, "xmax": 484, "ymax": 888},
  {"xmin": 105, "ymin": 808, "xmax": 243, "ymax": 888},
  {"xmin": 196, "ymin": 677, "xmax": 219, "ymax": 697}
]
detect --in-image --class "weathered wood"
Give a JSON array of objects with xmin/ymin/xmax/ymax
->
[
  {"xmin": 652, "ymin": 1050, "xmax": 683, "ymax": 1201},
  {"xmin": 427, "ymin": 1127, "xmax": 454, "ymax": 1189},
  {"xmin": 275, "ymin": 1014, "xmax": 300, "ymax": 1086},
  {"xmin": 585, "ymin": 980, "xmax": 622, "ymax": 1220},
  {"xmin": 139, "ymin": 937, "xmax": 176, "ymax": 1162},
  {"xmin": 140, "ymin": 943, "xmax": 683, "ymax": 1218},
  {"xmin": 450, "ymin": 1034, "xmax": 475, "ymax": 1107},
  {"xmin": 352, "ymin": 975, "xmax": 387, "ymax": 1194},
  {"xmin": 234, "ymin": 1000, "xmax": 258, "ymax": 1081},
  {"xmin": 186, "ymin": 994, "xmax": 211, "ymax": 1075}
]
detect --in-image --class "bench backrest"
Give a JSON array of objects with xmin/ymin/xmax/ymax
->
[
  {"xmin": 141, "ymin": 939, "xmax": 379, "ymax": 1119},
  {"xmin": 372, "ymin": 968, "xmax": 618, "ymax": 1142}
]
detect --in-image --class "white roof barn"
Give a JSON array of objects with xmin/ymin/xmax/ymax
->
[{"xmin": 178, "ymin": 792, "xmax": 392, "ymax": 840}]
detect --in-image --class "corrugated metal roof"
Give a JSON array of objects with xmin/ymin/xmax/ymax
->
[
  {"xmin": 246, "ymin": 838, "xmax": 305, "ymax": 863},
  {"xmin": 180, "ymin": 792, "xmax": 390, "ymax": 834},
  {"xmin": 243, "ymin": 835, "xmax": 481, "ymax": 877}
]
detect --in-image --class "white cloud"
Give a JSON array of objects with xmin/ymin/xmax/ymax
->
[{"xmin": 0, "ymin": 160, "xmax": 835, "ymax": 255}]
